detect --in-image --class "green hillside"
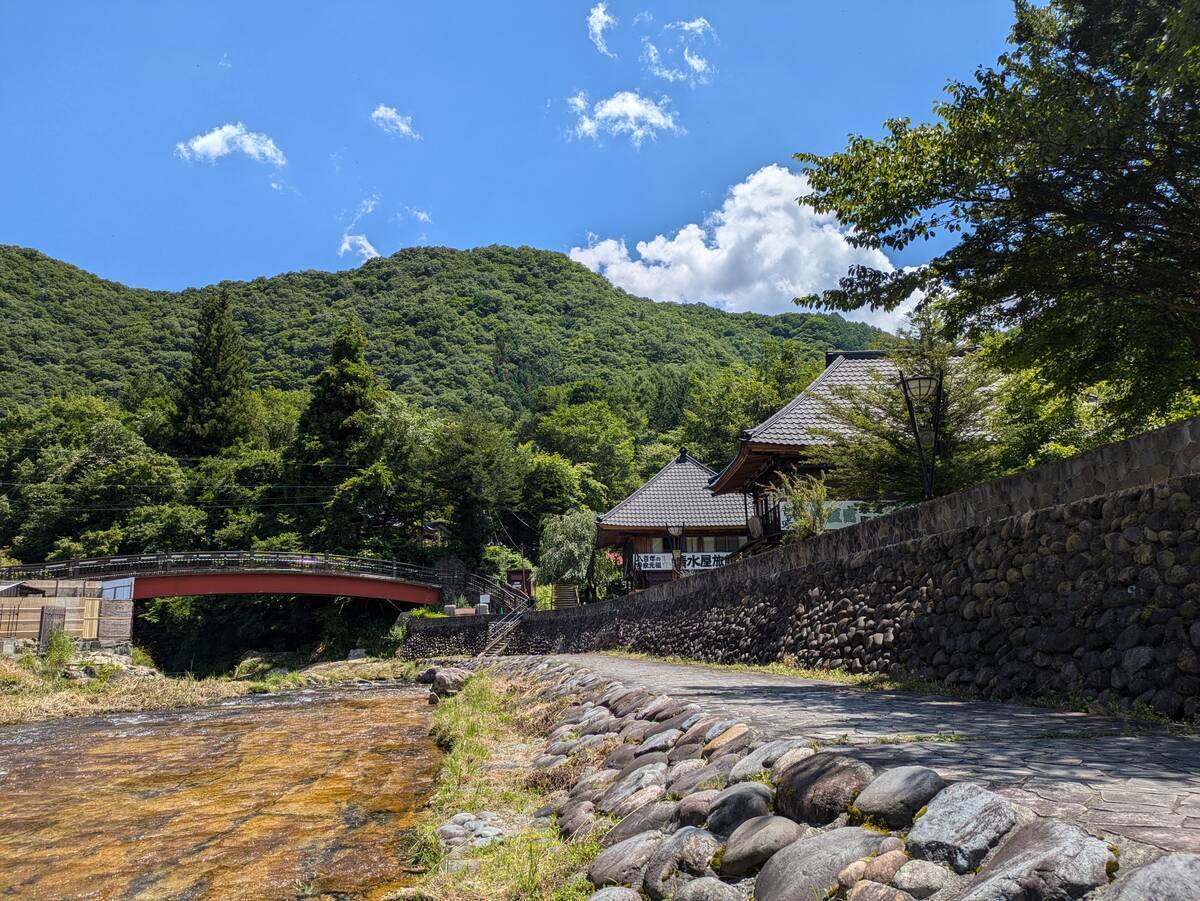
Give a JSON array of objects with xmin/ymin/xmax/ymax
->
[{"xmin": 0, "ymin": 244, "xmax": 880, "ymax": 413}]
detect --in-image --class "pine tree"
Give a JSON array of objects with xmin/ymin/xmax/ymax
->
[
  {"xmin": 171, "ymin": 289, "xmax": 254, "ymax": 457},
  {"xmin": 287, "ymin": 318, "xmax": 385, "ymax": 544}
]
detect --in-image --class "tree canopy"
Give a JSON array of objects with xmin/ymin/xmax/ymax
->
[
  {"xmin": 795, "ymin": 0, "xmax": 1200, "ymax": 428},
  {"xmin": 171, "ymin": 288, "xmax": 254, "ymax": 457}
]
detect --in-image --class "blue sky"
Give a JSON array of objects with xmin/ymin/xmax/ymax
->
[{"xmin": 1, "ymin": 1, "xmax": 1015, "ymax": 325}]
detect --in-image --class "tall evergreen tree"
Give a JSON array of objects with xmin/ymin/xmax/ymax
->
[
  {"xmin": 171, "ymin": 289, "xmax": 254, "ymax": 457},
  {"xmin": 287, "ymin": 318, "xmax": 385, "ymax": 543},
  {"xmin": 433, "ymin": 413, "xmax": 523, "ymax": 568}
]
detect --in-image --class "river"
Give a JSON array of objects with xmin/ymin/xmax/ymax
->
[{"xmin": 0, "ymin": 684, "xmax": 440, "ymax": 900}]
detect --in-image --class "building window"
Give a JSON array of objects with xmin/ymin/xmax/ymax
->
[{"xmin": 683, "ymin": 535, "xmax": 742, "ymax": 553}]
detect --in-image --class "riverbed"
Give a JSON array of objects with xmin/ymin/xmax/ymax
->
[{"xmin": 0, "ymin": 684, "xmax": 440, "ymax": 899}]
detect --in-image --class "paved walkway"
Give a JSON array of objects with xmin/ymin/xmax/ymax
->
[{"xmin": 562, "ymin": 654, "xmax": 1200, "ymax": 855}]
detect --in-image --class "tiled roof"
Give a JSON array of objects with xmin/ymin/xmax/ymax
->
[
  {"xmin": 747, "ymin": 350, "xmax": 897, "ymax": 447},
  {"xmin": 599, "ymin": 449, "xmax": 748, "ymax": 529}
]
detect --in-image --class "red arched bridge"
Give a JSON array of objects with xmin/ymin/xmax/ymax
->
[
  {"xmin": 0, "ymin": 551, "xmax": 527, "ymax": 609},
  {"xmin": 1, "ymin": 552, "xmax": 528, "ymax": 656}
]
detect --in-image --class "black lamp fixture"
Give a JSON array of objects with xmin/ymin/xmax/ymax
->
[
  {"xmin": 667, "ymin": 523, "xmax": 685, "ymax": 574},
  {"xmin": 898, "ymin": 369, "xmax": 944, "ymax": 501}
]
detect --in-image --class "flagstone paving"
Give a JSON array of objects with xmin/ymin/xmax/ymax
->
[{"xmin": 563, "ymin": 653, "xmax": 1200, "ymax": 855}]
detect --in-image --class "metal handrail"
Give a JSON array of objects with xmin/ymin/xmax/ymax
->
[{"xmin": 0, "ymin": 552, "xmax": 528, "ymax": 611}]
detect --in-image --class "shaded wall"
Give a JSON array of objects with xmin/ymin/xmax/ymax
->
[{"xmin": 406, "ymin": 418, "xmax": 1200, "ymax": 718}]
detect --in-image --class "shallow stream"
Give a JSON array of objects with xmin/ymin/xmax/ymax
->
[{"xmin": 0, "ymin": 684, "xmax": 440, "ymax": 899}]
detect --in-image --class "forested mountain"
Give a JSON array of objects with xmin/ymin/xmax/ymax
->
[{"xmin": 0, "ymin": 244, "xmax": 879, "ymax": 414}]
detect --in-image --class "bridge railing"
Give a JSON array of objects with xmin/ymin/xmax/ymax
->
[{"xmin": 0, "ymin": 551, "xmax": 538, "ymax": 608}]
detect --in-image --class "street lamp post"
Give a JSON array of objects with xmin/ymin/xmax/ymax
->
[
  {"xmin": 898, "ymin": 370, "xmax": 944, "ymax": 501},
  {"xmin": 667, "ymin": 523, "xmax": 685, "ymax": 579}
]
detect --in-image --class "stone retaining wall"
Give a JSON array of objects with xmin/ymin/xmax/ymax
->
[
  {"xmin": 404, "ymin": 615, "xmax": 493, "ymax": 657},
  {"xmin": 402, "ymin": 420, "xmax": 1200, "ymax": 720}
]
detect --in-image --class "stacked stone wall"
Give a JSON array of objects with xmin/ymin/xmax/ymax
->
[
  {"xmin": 402, "ymin": 418, "xmax": 1200, "ymax": 719},
  {"xmin": 403, "ymin": 615, "xmax": 493, "ymax": 657},
  {"xmin": 499, "ymin": 475, "xmax": 1200, "ymax": 718}
]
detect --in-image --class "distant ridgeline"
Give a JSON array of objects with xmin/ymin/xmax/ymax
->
[{"xmin": 0, "ymin": 244, "xmax": 880, "ymax": 414}]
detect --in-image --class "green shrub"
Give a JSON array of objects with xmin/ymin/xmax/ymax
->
[
  {"xmin": 130, "ymin": 646, "xmax": 156, "ymax": 669},
  {"xmin": 410, "ymin": 606, "xmax": 446, "ymax": 619},
  {"xmin": 42, "ymin": 629, "xmax": 74, "ymax": 676}
]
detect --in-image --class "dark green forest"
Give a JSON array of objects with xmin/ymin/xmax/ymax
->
[
  {"xmin": 0, "ymin": 244, "xmax": 880, "ymax": 673},
  {"xmin": 0, "ymin": 244, "xmax": 877, "ymax": 414}
]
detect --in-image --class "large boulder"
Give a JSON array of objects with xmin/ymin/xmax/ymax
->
[
  {"xmin": 730, "ymin": 738, "xmax": 812, "ymax": 783},
  {"xmin": 602, "ymin": 800, "xmax": 679, "ymax": 848},
  {"xmin": 854, "ymin": 766, "xmax": 946, "ymax": 829},
  {"xmin": 616, "ymin": 751, "xmax": 670, "ymax": 782},
  {"xmin": 703, "ymin": 723, "xmax": 756, "ymax": 759},
  {"xmin": 559, "ymin": 800, "xmax": 597, "ymax": 840},
  {"xmin": 674, "ymin": 790, "xmax": 721, "ymax": 828},
  {"xmin": 755, "ymin": 827, "xmax": 887, "ymax": 901},
  {"xmin": 892, "ymin": 859, "xmax": 953, "ymax": 899},
  {"xmin": 671, "ymin": 876, "xmax": 749, "ymax": 900},
  {"xmin": 669, "ymin": 754, "xmax": 739, "ymax": 797},
  {"xmin": 597, "ymin": 763, "xmax": 668, "ymax": 815},
  {"xmin": 571, "ymin": 769, "xmax": 621, "ymax": 799},
  {"xmin": 960, "ymin": 819, "xmax": 1115, "ymax": 900},
  {"xmin": 588, "ymin": 831, "xmax": 665, "ymax": 888},
  {"xmin": 775, "ymin": 752, "xmax": 875, "ymax": 825},
  {"xmin": 848, "ymin": 882, "xmax": 917, "ymax": 901},
  {"xmin": 720, "ymin": 815, "xmax": 810, "ymax": 878},
  {"xmin": 705, "ymin": 782, "xmax": 773, "ymax": 837},
  {"xmin": 863, "ymin": 849, "xmax": 911, "ymax": 885},
  {"xmin": 907, "ymin": 782, "xmax": 1016, "ymax": 874},
  {"xmin": 587, "ymin": 888, "xmax": 641, "ymax": 901},
  {"xmin": 604, "ymin": 745, "xmax": 638, "ymax": 771},
  {"xmin": 611, "ymin": 783, "xmax": 667, "ymax": 820},
  {"xmin": 642, "ymin": 827, "xmax": 723, "ymax": 900},
  {"xmin": 1103, "ymin": 852, "xmax": 1200, "ymax": 900},
  {"xmin": 636, "ymin": 728, "xmax": 684, "ymax": 755},
  {"xmin": 431, "ymin": 666, "xmax": 473, "ymax": 696},
  {"xmin": 769, "ymin": 746, "xmax": 816, "ymax": 783}
]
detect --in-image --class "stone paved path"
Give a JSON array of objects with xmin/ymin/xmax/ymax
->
[{"xmin": 562, "ymin": 653, "xmax": 1200, "ymax": 855}]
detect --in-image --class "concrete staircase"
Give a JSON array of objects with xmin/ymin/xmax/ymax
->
[{"xmin": 552, "ymin": 583, "xmax": 580, "ymax": 609}]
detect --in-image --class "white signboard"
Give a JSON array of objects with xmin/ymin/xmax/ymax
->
[{"xmin": 633, "ymin": 552, "xmax": 729, "ymax": 571}]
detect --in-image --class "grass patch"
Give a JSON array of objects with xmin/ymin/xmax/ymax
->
[{"xmin": 407, "ymin": 671, "xmax": 608, "ymax": 900}]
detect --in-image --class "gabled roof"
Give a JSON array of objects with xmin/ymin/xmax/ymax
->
[
  {"xmin": 598, "ymin": 449, "xmax": 747, "ymax": 530},
  {"xmin": 745, "ymin": 350, "xmax": 897, "ymax": 447}
]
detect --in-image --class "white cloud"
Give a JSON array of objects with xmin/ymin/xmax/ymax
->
[
  {"xmin": 683, "ymin": 47, "xmax": 710, "ymax": 76},
  {"xmin": 587, "ymin": 2, "xmax": 617, "ymax": 57},
  {"xmin": 670, "ymin": 16, "xmax": 715, "ymax": 37},
  {"xmin": 338, "ymin": 233, "xmax": 379, "ymax": 261},
  {"xmin": 175, "ymin": 123, "xmax": 286, "ymax": 166},
  {"xmin": 641, "ymin": 40, "xmax": 687, "ymax": 83},
  {"xmin": 643, "ymin": 16, "xmax": 716, "ymax": 86},
  {"xmin": 217, "ymin": 52, "xmax": 231, "ymax": 69},
  {"xmin": 338, "ymin": 195, "xmax": 382, "ymax": 263},
  {"xmin": 568, "ymin": 90, "xmax": 684, "ymax": 147},
  {"xmin": 407, "ymin": 206, "xmax": 432, "ymax": 223},
  {"xmin": 633, "ymin": 10, "xmax": 653, "ymax": 25},
  {"xmin": 370, "ymin": 104, "xmax": 421, "ymax": 139},
  {"xmin": 569, "ymin": 164, "xmax": 901, "ymax": 327}
]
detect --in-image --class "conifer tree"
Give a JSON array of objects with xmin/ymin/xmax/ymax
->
[
  {"xmin": 171, "ymin": 289, "xmax": 253, "ymax": 457},
  {"xmin": 287, "ymin": 318, "xmax": 385, "ymax": 543}
]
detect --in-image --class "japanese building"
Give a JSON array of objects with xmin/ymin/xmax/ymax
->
[
  {"xmin": 708, "ymin": 350, "xmax": 896, "ymax": 544},
  {"xmin": 597, "ymin": 449, "xmax": 749, "ymax": 590}
]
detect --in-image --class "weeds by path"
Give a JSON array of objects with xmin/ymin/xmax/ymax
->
[{"xmin": 406, "ymin": 672, "xmax": 605, "ymax": 901}]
